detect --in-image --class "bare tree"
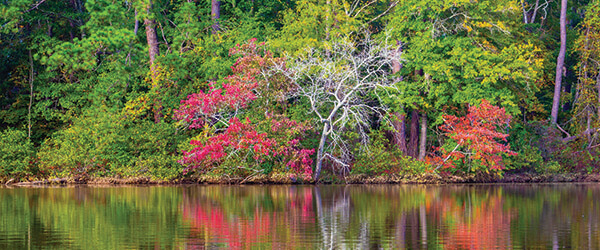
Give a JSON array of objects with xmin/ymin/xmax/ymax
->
[
  {"xmin": 283, "ymin": 37, "xmax": 400, "ymax": 181},
  {"xmin": 521, "ymin": 0, "xmax": 550, "ymax": 24},
  {"xmin": 551, "ymin": 0, "xmax": 567, "ymax": 124}
]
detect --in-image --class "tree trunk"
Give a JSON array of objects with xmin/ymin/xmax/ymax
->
[
  {"xmin": 530, "ymin": 0, "xmax": 540, "ymax": 23},
  {"xmin": 144, "ymin": 0, "xmax": 161, "ymax": 123},
  {"xmin": 551, "ymin": 0, "xmax": 567, "ymax": 124},
  {"xmin": 69, "ymin": 20, "xmax": 75, "ymax": 41},
  {"xmin": 144, "ymin": 8, "xmax": 159, "ymax": 67},
  {"xmin": 325, "ymin": 0, "xmax": 330, "ymax": 41},
  {"xmin": 390, "ymin": 40, "xmax": 406, "ymax": 153},
  {"xmin": 211, "ymin": 0, "xmax": 221, "ymax": 34},
  {"xmin": 46, "ymin": 19, "xmax": 52, "ymax": 37},
  {"xmin": 597, "ymin": 73, "xmax": 600, "ymax": 119},
  {"xmin": 134, "ymin": 9, "xmax": 139, "ymax": 36},
  {"xmin": 418, "ymin": 113, "xmax": 427, "ymax": 160},
  {"xmin": 521, "ymin": 0, "xmax": 528, "ymax": 23},
  {"xmin": 28, "ymin": 50, "xmax": 34, "ymax": 140},
  {"xmin": 68, "ymin": 0, "xmax": 84, "ymax": 38},
  {"xmin": 314, "ymin": 122, "xmax": 330, "ymax": 181},
  {"xmin": 391, "ymin": 112, "xmax": 407, "ymax": 154},
  {"xmin": 408, "ymin": 110, "xmax": 419, "ymax": 158},
  {"xmin": 586, "ymin": 110, "xmax": 592, "ymax": 146}
]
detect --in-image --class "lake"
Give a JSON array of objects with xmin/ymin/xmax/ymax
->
[{"xmin": 1, "ymin": 184, "xmax": 598, "ymax": 249}]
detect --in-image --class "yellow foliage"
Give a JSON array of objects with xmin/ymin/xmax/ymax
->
[{"xmin": 122, "ymin": 95, "xmax": 150, "ymax": 121}]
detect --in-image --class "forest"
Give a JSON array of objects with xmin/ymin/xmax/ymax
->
[{"xmin": 1, "ymin": 0, "xmax": 600, "ymax": 183}]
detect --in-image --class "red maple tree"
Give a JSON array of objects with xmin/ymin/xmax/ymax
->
[
  {"xmin": 429, "ymin": 100, "xmax": 516, "ymax": 173},
  {"xmin": 174, "ymin": 39, "xmax": 314, "ymax": 179}
]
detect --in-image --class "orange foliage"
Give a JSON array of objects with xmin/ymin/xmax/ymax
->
[{"xmin": 429, "ymin": 100, "xmax": 516, "ymax": 172}]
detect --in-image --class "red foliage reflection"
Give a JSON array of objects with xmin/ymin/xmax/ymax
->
[{"xmin": 181, "ymin": 187, "xmax": 316, "ymax": 249}]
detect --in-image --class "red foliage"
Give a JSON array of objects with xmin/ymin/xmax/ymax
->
[
  {"xmin": 439, "ymin": 196, "xmax": 514, "ymax": 249},
  {"xmin": 268, "ymin": 116, "xmax": 315, "ymax": 179},
  {"xmin": 174, "ymin": 81, "xmax": 258, "ymax": 128},
  {"xmin": 180, "ymin": 116, "xmax": 314, "ymax": 179},
  {"xmin": 174, "ymin": 38, "xmax": 287, "ymax": 128},
  {"xmin": 428, "ymin": 100, "xmax": 516, "ymax": 172},
  {"xmin": 175, "ymin": 39, "xmax": 313, "ymax": 179},
  {"xmin": 180, "ymin": 117, "xmax": 275, "ymax": 170},
  {"xmin": 181, "ymin": 187, "xmax": 316, "ymax": 248}
]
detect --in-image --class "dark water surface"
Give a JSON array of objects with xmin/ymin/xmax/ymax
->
[{"xmin": 1, "ymin": 184, "xmax": 599, "ymax": 249}]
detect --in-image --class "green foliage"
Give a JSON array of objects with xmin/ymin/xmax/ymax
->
[
  {"xmin": 504, "ymin": 123, "xmax": 544, "ymax": 171},
  {"xmin": 0, "ymin": 129, "xmax": 35, "ymax": 180},
  {"xmin": 0, "ymin": 0, "xmax": 35, "ymax": 34},
  {"xmin": 38, "ymin": 107, "xmax": 127, "ymax": 177},
  {"xmin": 352, "ymin": 131, "xmax": 430, "ymax": 176},
  {"xmin": 504, "ymin": 144, "xmax": 544, "ymax": 172},
  {"xmin": 271, "ymin": 0, "xmax": 387, "ymax": 54},
  {"xmin": 0, "ymin": 0, "xmax": 599, "ymax": 182},
  {"xmin": 38, "ymin": 107, "xmax": 184, "ymax": 180},
  {"xmin": 117, "ymin": 120, "xmax": 184, "ymax": 180},
  {"xmin": 537, "ymin": 161, "xmax": 564, "ymax": 174},
  {"xmin": 385, "ymin": 0, "xmax": 544, "ymax": 127}
]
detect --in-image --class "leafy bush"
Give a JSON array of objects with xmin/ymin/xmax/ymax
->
[
  {"xmin": 38, "ymin": 107, "xmax": 127, "ymax": 177},
  {"xmin": 428, "ymin": 100, "xmax": 516, "ymax": 175},
  {"xmin": 116, "ymin": 120, "xmax": 184, "ymax": 180},
  {"xmin": 503, "ymin": 123, "xmax": 544, "ymax": 172},
  {"xmin": 0, "ymin": 129, "xmax": 35, "ymax": 180},
  {"xmin": 38, "ymin": 107, "xmax": 185, "ymax": 180},
  {"xmin": 179, "ymin": 116, "xmax": 314, "ymax": 180},
  {"xmin": 510, "ymin": 121, "xmax": 595, "ymax": 174},
  {"xmin": 351, "ymin": 131, "xmax": 430, "ymax": 176},
  {"xmin": 504, "ymin": 144, "xmax": 544, "ymax": 172}
]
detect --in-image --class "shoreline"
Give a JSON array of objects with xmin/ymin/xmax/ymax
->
[{"xmin": 4, "ymin": 172, "xmax": 600, "ymax": 186}]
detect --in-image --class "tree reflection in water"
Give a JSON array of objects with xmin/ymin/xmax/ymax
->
[
  {"xmin": 0, "ymin": 184, "xmax": 599, "ymax": 249},
  {"xmin": 179, "ymin": 184, "xmax": 600, "ymax": 249}
]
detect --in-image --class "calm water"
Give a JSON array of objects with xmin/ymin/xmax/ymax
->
[{"xmin": 1, "ymin": 184, "xmax": 599, "ymax": 249}]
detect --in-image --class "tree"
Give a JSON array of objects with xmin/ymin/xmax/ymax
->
[
  {"xmin": 407, "ymin": 110, "xmax": 419, "ymax": 158},
  {"xmin": 549, "ymin": 1, "xmax": 600, "ymax": 169},
  {"xmin": 211, "ymin": 0, "xmax": 221, "ymax": 33},
  {"xmin": 272, "ymin": 0, "xmax": 398, "ymax": 54},
  {"xmin": 429, "ymin": 100, "xmax": 516, "ymax": 174},
  {"xmin": 389, "ymin": 41, "xmax": 407, "ymax": 154},
  {"xmin": 520, "ymin": 0, "xmax": 551, "ymax": 24},
  {"xmin": 386, "ymin": 0, "xmax": 543, "ymax": 162},
  {"xmin": 283, "ymin": 37, "xmax": 399, "ymax": 181},
  {"xmin": 572, "ymin": 0, "xmax": 600, "ymax": 143},
  {"xmin": 143, "ymin": 0, "xmax": 159, "ymax": 69},
  {"xmin": 139, "ymin": 0, "xmax": 161, "ymax": 123},
  {"xmin": 551, "ymin": 0, "xmax": 568, "ymax": 124},
  {"xmin": 175, "ymin": 39, "xmax": 315, "ymax": 179}
]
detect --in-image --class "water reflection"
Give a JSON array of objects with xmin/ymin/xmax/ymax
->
[{"xmin": 1, "ymin": 184, "xmax": 599, "ymax": 249}]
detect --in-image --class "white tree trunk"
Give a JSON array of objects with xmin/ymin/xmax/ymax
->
[
  {"xmin": 418, "ymin": 113, "xmax": 427, "ymax": 160},
  {"xmin": 314, "ymin": 122, "xmax": 330, "ymax": 181},
  {"xmin": 551, "ymin": 0, "xmax": 567, "ymax": 124}
]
